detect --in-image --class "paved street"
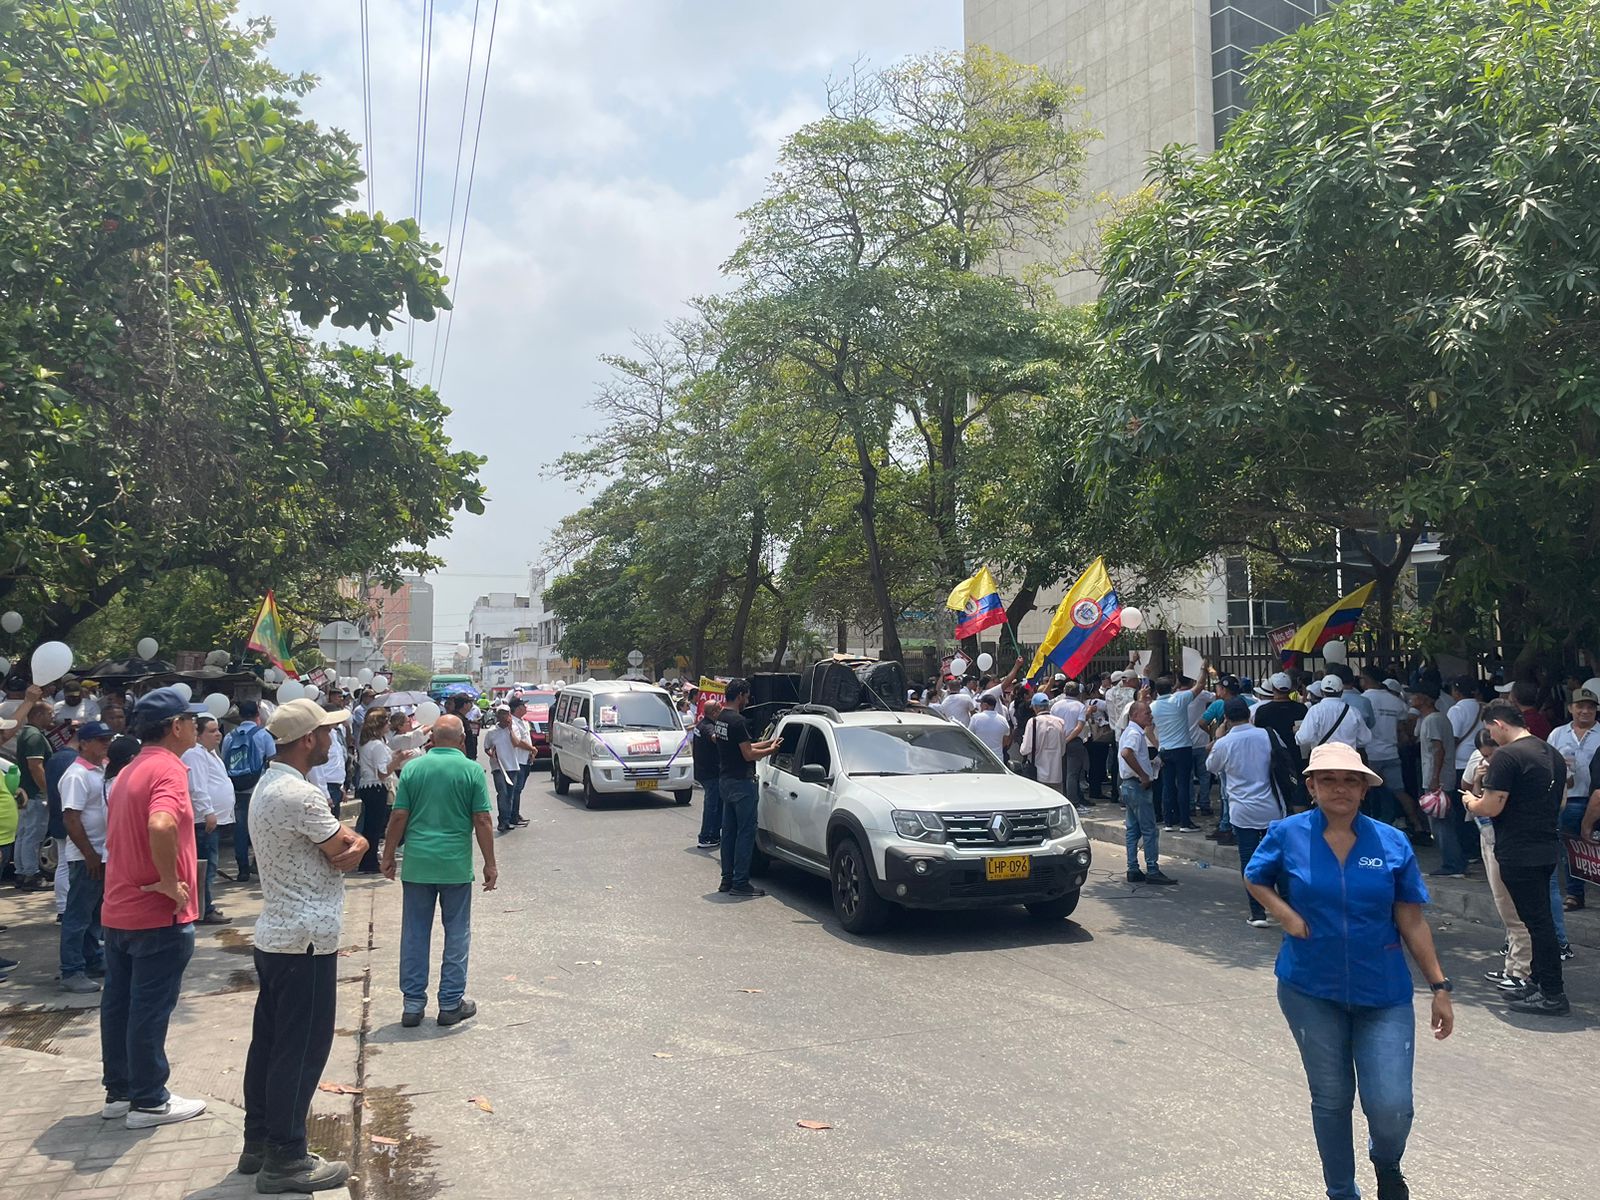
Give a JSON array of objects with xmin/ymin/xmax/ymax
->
[
  {"xmin": 358, "ymin": 775, "xmax": 1598, "ymax": 1200},
  {"xmin": 4, "ymin": 769, "xmax": 1597, "ymax": 1200}
]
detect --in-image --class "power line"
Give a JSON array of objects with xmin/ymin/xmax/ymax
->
[
  {"xmin": 359, "ymin": 0, "xmax": 375, "ymax": 218},
  {"xmin": 406, "ymin": 0, "xmax": 437, "ymax": 376},
  {"xmin": 435, "ymin": 0, "xmax": 502, "ymax": 392},
  {"xmin": 426, "ymin": 0, "xmax": 483, "ymax": 390}
]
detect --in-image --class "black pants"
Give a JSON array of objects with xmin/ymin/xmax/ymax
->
[
  {"xmin": 244, "ymin": 948, "xmax": 338, "ymax": 1159},
  {"xmin": 356, "ymin": 785, "xmax": 389, "ymax": 873},
  {"xmin": 325, "ymin": 783, "xmax": 342, "ymax": 818},
  {"xmin": 1499, "ymin": 861, "xmax": 1563, "ymax": 998},
  {"xmin": 1086, "ymin": 740, "xmax": 1110, "ymax": 798}
]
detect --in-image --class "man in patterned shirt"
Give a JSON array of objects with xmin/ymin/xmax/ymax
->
[{"xmin": 240, "ymin": 699, "xmax": 367, "ymax": 1193}]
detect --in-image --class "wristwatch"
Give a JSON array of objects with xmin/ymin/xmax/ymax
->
[{"xmin": 1429, "ymin": 979, "xmax": 1453, "ymax": 993}]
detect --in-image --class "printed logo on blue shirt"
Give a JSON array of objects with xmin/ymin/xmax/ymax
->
[{"xmin": 1357, "ymin": 856, "xmax": 1387, "ymax": 869}]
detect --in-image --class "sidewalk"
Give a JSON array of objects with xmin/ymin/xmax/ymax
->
[{"xmin": 0, "ymin": 870, "xmax": 377, "ymax": 1199}]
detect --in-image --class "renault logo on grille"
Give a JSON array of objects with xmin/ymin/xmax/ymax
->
[{"xmin": 988, "ymin": 813, "xmax": 1012, "ymax": 844}]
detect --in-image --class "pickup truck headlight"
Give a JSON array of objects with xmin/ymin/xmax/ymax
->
[
  {"xmin": 891, "ymin": 810, "xmax": 947, "ymax": 844},
  {"xmin": 1046, "ymin": 805, "xmax": 1078, "ymax": 836}
]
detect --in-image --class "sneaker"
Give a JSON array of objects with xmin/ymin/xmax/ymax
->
[
  {"xmin": 513, "ymin": 818, "xmax": 530, "ymax": 827},
  {"xmin": 1126, "ymin": 869, "xmax": 1146, "ymax": 883},
  {"xmin": 1483, "ymin": 969, "xmax": 1524, "ymax": 987},
  {"xmin": 0, "ymin": 955, "xmax": 18, "ymax": 970},
  {"xmin": 1178, "ymin": 824, "xmax": 1203, "ymax": 832},
  {"xmin": 100, "ymin": 1099, "xmax": 131, "ymax": 1120},
  {"xmin": 1374, "ymin": 1165, "xmax": 1410, "ymax": 1200},
  {"xmin": 126, "ymin": 1093, "xmax": 207, "ymax": 1129},
  {"xmin": 1506, "ymin": 989, "xmax": 1571, "ymax": 1016},
  {"xmin": 1204, "ymin": 829, "xmax": 1221, "ymax": 840},
  {"xmin": 1142, "ymin": 871, "xmax": 1178, "ymax": 886},
  {"xmin": 1247, "ymin": 917, "xmax": 1273, "ymax": 929},
  {"xmin": 1214, "ymin": 831, "xmax": 1236, "ymax": 846},
  {"xmin": 717, "ymin": 879, "xmax": 732, "ymax": 893},
  {"xmin": 1560, "ymin": 943, "xmax": 1575, "ymax": 962},
  {"xmin": 696, "ymin": 838, "xmax": 719, "ymax": 848},
  {"xmin": 254, "ymin": 1151, "xmax": 351, "ymax": 1194},
  {"xmin": 59, "ymin": 974, "xmax": 100, "ymax": 994},
  {"xmin": 238, "ymin": 1141, "xmax": 266, "ymax": 1175},
  {"xmin": 437, "ymin": 997, "xmax": 478, "ymax": 1027},
  {"xmin": 1161, "ymin": 824, "xmax": 1178, "ymax": 832},
  {"xmin": 728, "ymin": 884, "xmax": 767, "ymax": 898},
  {"xmin": 200, "ymin": 911, "xmax": 232, "ymax": 926},
  {"xmin": 401, "ymin": 1011, "xmax": 422, "ymax": 1028}
]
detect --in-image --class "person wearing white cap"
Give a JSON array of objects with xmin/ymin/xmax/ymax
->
[
  {"xmin": 1105, "ymin": 670, "xmax": 1137, "ymax": 736},
  {"xmin": 1359, "ymin": 665, "xmax": 1424, "ymax": 836},
  {"xmin": 241, "ymin": 699, "xmax": 367, "ymax": 1192},
  {"xmin": 1245, "ymin": 742, "xmax": 1452, "ymax": 1200},
  {"xmin": 1548, "ymin": 686, "xmax": 1600, "ymax": 912},
  {"xmin": 1295, "ymin": 676, "xmax": 1371, "ymax": 758}
]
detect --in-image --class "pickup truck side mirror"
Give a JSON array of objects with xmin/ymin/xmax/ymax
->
[
  {"xmin": 798, "ymin": 763, "xmax": 829, "ymax": 785},
  {"xmin": 573, "ymin": 715, "xmax": 589, "ymax": 731}
]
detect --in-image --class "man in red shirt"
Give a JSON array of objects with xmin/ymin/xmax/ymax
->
[
  {"xmin": 1513, "ymin": 680, "xmax": 1554, "ymax": 740},
  {"xmin": 99, "ymin": 686, "xmax": 209, "ymax": 1130}
]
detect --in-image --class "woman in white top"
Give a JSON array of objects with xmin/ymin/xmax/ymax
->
[
  {"xmin": 183, "ymin": 715, "xmax": 236, "ymax": 923},
  {"xmin": 355, "ymin": 708, "xmax": 393, "ymax": 873}
]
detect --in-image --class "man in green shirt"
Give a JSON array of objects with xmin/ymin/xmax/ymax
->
[
  {"xmin": 13, "ymin": 700, "xmax": 55, "ymax": 889},
  {"xmin": 380, "ymin": 715, "xmax": 496, "ymax": 1029}
]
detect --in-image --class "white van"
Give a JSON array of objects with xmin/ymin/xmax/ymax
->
[{"xmin": 548, "ymin": 680, "xmax": 694, "ymax": 809}]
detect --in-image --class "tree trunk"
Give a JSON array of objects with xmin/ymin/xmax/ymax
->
[
  {"xmin": 727, "ymin": 508, "xmax": 766, "ymax": 674},
  {"xmin": 689, "ymin": 606, "xmax": 715, "ymax": 682},
  {"xmin": 1357, "ymin": 521, "xmax": 1422, "ymax": 660},
  {"xmin": 33, "ymin": 572, "xmax": 138, "ymax": 645},
  {"xmin": 769, "ymin": 611, "xmax": 792, "ymax": 670},
  {"xmin": 850, "ymin": 427, "xmax": 902, "ymax": 663},
  {"xmin": 836, "ymin": 616, "xmax": 848, "ymax": 654}
]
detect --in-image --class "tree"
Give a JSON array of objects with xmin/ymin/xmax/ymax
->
[
  {"xmin": 0, "ymin": 0, "xmax": 482, "ymax": 643},
  {"xmin": 388, "ymin": 661, "xmax": 432, "ymax": 690},
  {"xmin": 1091, "ymin": 0, "xmax": 1600, "ymax": 660}
]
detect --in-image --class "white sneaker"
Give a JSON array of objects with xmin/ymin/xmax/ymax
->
[
  {"xmin": 60, "ymin": 975, "xmax": 101, "ymax": 994},
  {"xmin": 125, "ymin": 1094, "xmax": 207, "ymax": 1129},
  {"xmin": 1246, "ymin": 917, "xmax": 1273, "ymax": 929},
  {"xmin": 101, "ymin": 1100, "xmax": 131, "ymax": 1120}
]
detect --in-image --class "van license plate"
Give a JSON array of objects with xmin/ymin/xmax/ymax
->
[
  {"xmin": 634, "ymin": 779, "xmax": 656, "ymax": 792},
  {"xmin": 986, "ymin": 855, "xmax": 1031, "ymax": 882}
]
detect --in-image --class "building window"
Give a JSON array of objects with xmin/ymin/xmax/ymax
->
[
  {"xmin": 1211, "ymin": 1, "xmax": 1333, "ymax": 143},
  {"xmin": 1224, "ymin": 555, "xmax": 1295, "ymax": 634}
]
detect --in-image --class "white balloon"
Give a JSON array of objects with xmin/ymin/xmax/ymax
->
[
  {"xmin": 1121, "ymin": 606, "xmax": 1144, "ymax": 632},
  {"xmin": 172, "ymin": 682, "xmax": 192, "ymax": 702},
  {"xmin": 374, "ymin": 675, "xmax": 390, "ymax": 692},
  {"xmin": 357, "ymin": 667, "xmax": 374, "ymax": 684},
  {"xmin": 950, "ymin": 656, "xmax": 969, "ymax": 676},
  {"xmin": 136, "ymin": 637, "xmax": 159, "ymax": 659},
  {"xmin": 1323, "ymin": 640, "xmax": 1349, "ymax": 664},
  {"xmin": 1583, "ymin": 676, "xmax": 1600, "ymax": 700},
  {"xmin": 0, "ymin": 610, "xmax": 21, "ymax": 634},
  {"xmin": 304, "ymin": 685, "xmax": 321, "ymax": 703},
  {"xmin": 277, "ymin": 680, "xmax": 305, "ymax": 703},
  {"xmin": 416, "ymin": 700, "xmax": 441, "ymax": 726},
  {"xmin": 204, "ymin": 692, "xmax": 231, "ymax": 718},
  {"xmin": 975, "ymin": 653, "xmax": 994, "ymax": 672},
  {"xmin": 30, "ymin": 640, "xmax": 73, "ymax": 686}
]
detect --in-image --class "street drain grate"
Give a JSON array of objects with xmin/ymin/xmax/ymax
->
[{"xmin": 0, "ymin": 1006, "xmax": 95, "ymax": 1055}]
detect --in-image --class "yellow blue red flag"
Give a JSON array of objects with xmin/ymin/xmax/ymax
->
[
  {"xmin": 946, "ymin": 566, "xmax": 1007, "ymax": 639},
  {"xmin": 1281, "ymin": 581, "xmax": 1375, "ymax": 661},
  {"xmin": 1027, "ymin": 558, "xmax": 1121, "ymax": 680}
]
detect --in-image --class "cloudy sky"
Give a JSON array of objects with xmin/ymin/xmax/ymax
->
[{"xmin": 245, "ymin": 0, "xmax": 962, "ymax": 645}]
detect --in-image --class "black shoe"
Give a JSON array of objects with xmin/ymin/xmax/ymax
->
[
  {"xmin": 437, "ymin": 998, "xmax": 478, "ymax": 1026},
  {"xmin": 1215, "ymin": 831, "xmax": 1236, "ymax": 846},
  {"xmin": 1484, "ymin": 969, "xmax": 1529, "ymax": 989},
  {"xmin": 1126, "ymin": 869, "xmax": 1146, "ymax": 883},
  {"xmin": 254, "ymin": 1151, "xmax": 351, "ymax": 1193},
  {"xmin": 1374, "ymin": 1165, "xmax": 1409, "ymax": 1200},
  {"xmin": 401, "ymin": 1011, "xmax": 422, "ymax": 1028},
  {"xmin": 238, "ymin": 1141, "xmax": 267, "ymax": 1175},
  {"xmin": 728, "ymin": 884, "xmax": 766, "ymax": 898},
  {"xmin": 717, "ymin": 879, "xmax": 732, "ymax": 893},
  {"xmin": 0, "ymin": 956, "xmax": 17, "ymax": 971},
  {"xmin": 1203, "ymin": 829, "xmax": 1220, "ymax": 840},
  {"xmin": 513, "ymin": 818, "xmax": 530, "ymax": 827},
  {"xmin": 1178, "ymin": 824, "xmax": 1203, "ymax": 832},
  {"xmin": 1143, "ymin": 871, "xmax": 1178, "ymax": 886},
  {"xmin": 1560, "ymin": 942, "xmax": 1576, "ymax": 962},
  {"xmin": 1506, "ymin": 989, "xmax": 1571, "ymax": 1016},
  {"xmin": 1077, "ymin": 799, "xmax": 1098, "ymax": 808},
  {"xmin": 200, "ymin": 911, "xmax": 231, "ymax": 926}
]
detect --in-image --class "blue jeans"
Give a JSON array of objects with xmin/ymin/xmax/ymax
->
[
  {"xmin": 1122, "ymin": 778, "xmax": 1159, "ymax": 872},
  {"xmin": 1158, "ymin": 747, "xmax": 1194, "ymax": 826},
  {"xmin": 60, "ymin": 860, "xmax": 105, "ymax": 978},
  {"xmin": 1429, "ymin": 794, "xmax": 1467, "ymax": 874},
  {"xmin": 1549, "ymin": 869, "xmax": 1568, "ymax": 946},
  {"xmin": 100, "ymin": 923, "xmax": 196, "ymax": 1107},
  {"xmin": 512, "ymin": 763, "xmax": 531, "ymax": 820},
  {"xmin": 400, "ymin": 881, "xmax": 473, "ymax": 1014},
  {"xmin": 1235, "ymin": 826, "xmax": 1285, "ymax": 920},
  {"xmin": 1278, "ymin": 981, "xmax": 1415, "ymax": 1200},
  {"xmin": 14, "ymin": 793, "xmax": 48, "ymax": 878},
  {"xmin": 493, "ymin": 768, "xmax": 516, "ymax": 828},
  {"xmin": 232, "ymin": 786, "xmax": 255, "ymax": 876},
  {"xmin": 719, "ymin": 778, "xmax": 758, "ymax": 887},
  {"xmin": 1217, "ymin": 784, "xmax": 1232, "ymax": 833},
  {"xmin": 1193, "ymin": 753, "xmax": 1213, "ymax": 814},
  {"xmin": 1560, "ymin": 799, "xmax": 1586, "ymax": 901},
  {"xmin": 194, "ymin": 824, "xmax": 219, "ymax": 916},
  {"xmin": 697, "ymin": 776, "xmax": 723, "ymax": 843}
]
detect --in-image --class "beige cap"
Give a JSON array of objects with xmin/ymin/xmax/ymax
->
[
  {"xmin": 1304, "ymin": 742, "xmax": 1381, "ymax": 784},
  {"xmin": 1571, "ymin": 687, "xmax": 1600, "ymax": 706},
  {"xmin": 267, "ymin": 698, "xmax": 348, "ymax": 744}
]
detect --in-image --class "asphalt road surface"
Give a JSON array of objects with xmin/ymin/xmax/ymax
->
[{"xmin": 357, "ymin": 775, "xmax": 1598, "ymax": 1200}]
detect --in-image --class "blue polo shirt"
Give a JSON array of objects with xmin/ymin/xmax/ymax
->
[
  {"xmin": 1244, "ymin": 808, "xmax": 1429, "ymax": 1008},
  {"xmin": 1150, "ymin": 692, "xmax": 1192, "ymax": 749}
]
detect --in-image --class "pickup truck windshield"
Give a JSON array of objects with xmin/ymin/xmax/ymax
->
[{"xmin": 833, "ymin": 724, "xmax": 1003, "ymax": 777}]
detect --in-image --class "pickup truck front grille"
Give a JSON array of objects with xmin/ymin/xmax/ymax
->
[{"xmin": 942, "ymin": 809, "xmax": 1050, "ymax": 848}]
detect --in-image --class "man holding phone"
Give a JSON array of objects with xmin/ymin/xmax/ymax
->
[{"xmin": 713, "ymin": 679, "xmax": 779, "ymax": 899}]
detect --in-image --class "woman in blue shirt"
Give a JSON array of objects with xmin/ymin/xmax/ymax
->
[{"xmin": 1245, "ymin": 742, "xmax": 1454, "ymax": 1200}]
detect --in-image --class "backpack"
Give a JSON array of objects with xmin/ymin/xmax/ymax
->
[{"xmin": 223, "ymin": 725, "xmax": 266, "ymax": 779}]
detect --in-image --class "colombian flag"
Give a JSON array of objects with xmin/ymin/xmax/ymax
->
[
  {"xmin": 1280, "ymin": 581, "xmax": 1375, "ymax": 662},
  {"xmin": 1027, "ymin": 558, "xmax": 1121, "ymax": 681},
  {"xmin": 246, "ymin": 590, "xmax": 297, "ymax": 674},
  {"xmin": 947, "ymin": 566, "xmax": 1008, "ymax": 639}
]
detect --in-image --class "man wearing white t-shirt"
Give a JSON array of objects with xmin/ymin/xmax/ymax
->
[
  {"xmin": 940, "ymin": 681, "xmax": 978, "ymax": 728},
  {"xmin": 58, "ymin": 723, "xmax": 113, "ymax": 992},
  {"xmin": 1118, "ymin": 703, "xmax": 1172, "ymax": 884},
  {"xmin": 969, "ymin": 695, "xmax": 1011, "ymax": 763},
  {"xmin": 1049, "ymin": 683, "xmax": 1092, "ymax": 808}
]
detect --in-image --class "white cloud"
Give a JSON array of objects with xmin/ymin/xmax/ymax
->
[{"xmin": 242, "ymin": 0, "xmax": 961, "ymax": 636}]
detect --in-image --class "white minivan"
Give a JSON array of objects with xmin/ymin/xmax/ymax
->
[{"xmin": 548, "ymin": 680, "xmax": 694, "ymax": 809}]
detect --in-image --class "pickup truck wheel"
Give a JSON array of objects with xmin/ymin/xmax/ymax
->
[
  {"xmin": 1025, "ymin": 890, "xmax": 1081, "ymax": 921},
  {"xmin": 582, "ymin": 769, "xmax": 600, "ymax": 810},
  {"xmin": 672, "ymin": 789, "xmax": 692, "ymax": 806},
  {"xmin": 830, "ymin": 835, "xmax": 890, "ymax": 934},
  {"xmin": 552, "ymin": 755, "xmax": 570, "ymax": 795}
]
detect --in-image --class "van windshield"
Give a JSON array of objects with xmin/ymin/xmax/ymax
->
[
  {"xmin": 834, "ymin": 724, "xmax": 1003, "ymax": 776},
  {"xmin": 592, "ymin": 691, "xmax": 681, "ymax": 732}
]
